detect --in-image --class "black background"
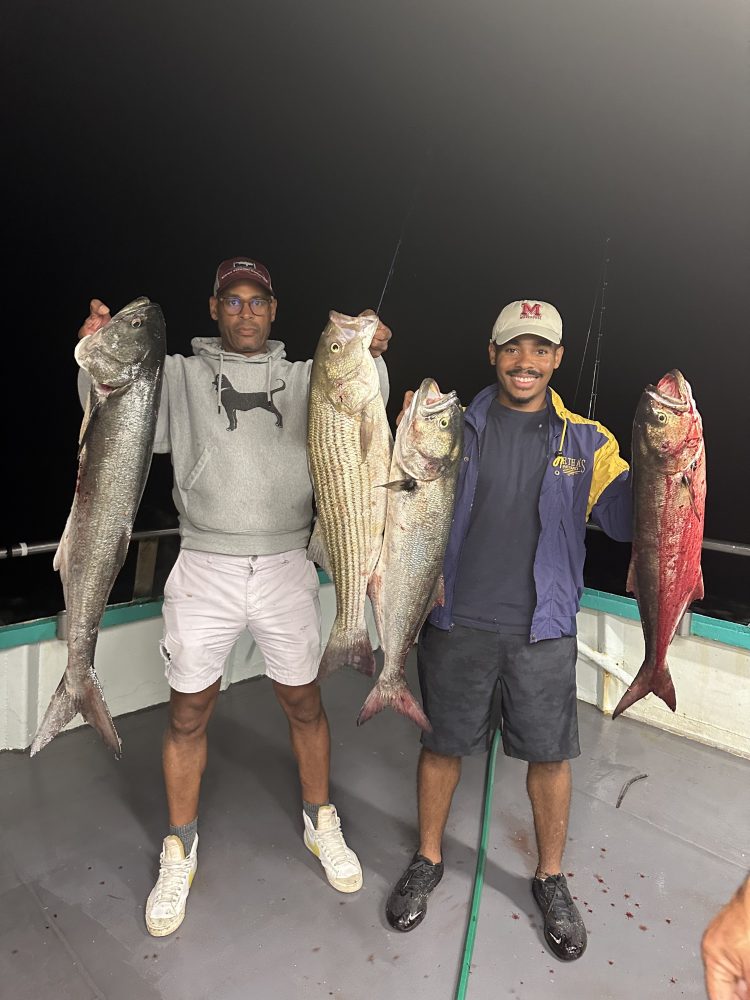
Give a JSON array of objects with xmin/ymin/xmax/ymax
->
[{"xmin": 3, "ymin": 0, "xmax": 748, "ymax": 622}]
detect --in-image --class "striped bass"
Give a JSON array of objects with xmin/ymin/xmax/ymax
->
[{"xmin": 308, "ymin": 311, "xmax": 392, "ymax": 679}]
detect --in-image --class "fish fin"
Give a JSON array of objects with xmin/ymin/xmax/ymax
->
[
  {"xmin": 317, "ymin": 624, "xmax": 375, "ymax": 680},
  {"xmin": 431, "ymin": 574, "xmax": 445, "ymax": 608},
  {"xmin": 681, "ymin": 470, "xmax": 702, "ymax": 522},
  {"xmin": 366, "ymin": 571, "xmax": 385, "ymax": 647},
  {"xmin": 356, "ymin": 675, "xmax": 432, "ymax": 731},
  {"xmin": 53, "ymin": 512, "xmax": 73, "ymax": 580},
  {"xmin": 30, "ymin": 669, "xmax": 122, "ymax": 758},
  {"xmin": 306, "ymin": 519, "xmax": 332, "ymax": 577},
  {"xmin": 77, "ymin": 395, "xmax": 104, "ymax": 457},
  {"xmin": 692, "ymin": 567, "xmax": 705, "ymax": 602},
  {"xmin": 378, "ymin": 478, "xmax": 418, "ymax": 492},
  {"xmin": 115, "ymin": 527, "xmax": 133, "ymax": 572},
  {"xmin": 625, "ymin": 554, "xmax": 638, "ymax": 598},
  {"xmin": 612, "ymin": 661, "xmax": 677, "ymax": 719},
  {"xmin": 360, "ymin": 412, "xmax": 373, "ymax": 459}
]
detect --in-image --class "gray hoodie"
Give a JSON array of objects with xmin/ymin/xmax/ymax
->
[{"xmin": 79, "ymin": 336, "xmax": 389, "ymax": 556}]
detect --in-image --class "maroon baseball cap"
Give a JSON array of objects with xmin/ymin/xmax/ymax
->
[{"xmin": 213, "ymin": 258, "xmax": 275, "ymax": 297}]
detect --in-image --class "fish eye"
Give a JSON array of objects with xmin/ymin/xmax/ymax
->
[
  {"xmin": 131, "ymin": 317, "xmax": 143, "ymax": 329},
  {"xmin": 439, "ymin": 416, "xmax": 449, "ymax": 428},
  {"xmin": 655, "ymin": 411, "xmax": 667, "ymax": 423},
  {"xmin": 330, "ymin": 342, "xmax": 341, "ymax": 353}
]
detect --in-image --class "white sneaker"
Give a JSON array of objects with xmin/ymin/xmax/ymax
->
[
  {"xmin": 145, "ymin": 834, "xmax": 198, "ymax": 937},
  {"xmin": 303, "ymin": 805, "xmax": 363, "ymax": 893}
]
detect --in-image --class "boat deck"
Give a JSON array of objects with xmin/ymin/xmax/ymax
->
[{"xmin": 1, "ymin": 657, "xmax": 748, "ymax": 1000}]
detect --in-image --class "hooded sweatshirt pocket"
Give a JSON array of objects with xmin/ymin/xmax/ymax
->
[{"xmin": 183, "ymin": 446, "xmax": 212, "ymax": 491}]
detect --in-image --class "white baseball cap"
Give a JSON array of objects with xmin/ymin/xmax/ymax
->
[{"xmin": 491, "ymin": 300, "xmax": 563, "ymax": 346}]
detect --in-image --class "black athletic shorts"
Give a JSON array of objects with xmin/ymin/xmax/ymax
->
[{"xmin": 417, "ymin": 623, "xmax": 580, "ymax": 762}]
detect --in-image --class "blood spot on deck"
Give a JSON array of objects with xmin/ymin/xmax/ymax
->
[
  {"xmin": 595, "ymin": 876, "xmax": 605, "ymax": 883},
  {"xmin": 639, "ymin": 925, "xmax": 647, "ymax": 931},
  {"xmin": 624, "ymin": 893, "xmax": 630, "ymax": 899},
  {"xmin": 639, "ymin": 873, "xmax": 646, "ymax": 878},
  {"xmin": 665, "ymin": 918, "xmax": 672, "ymax": 924},
  {"xmin": 608, "ymin": 960, "xmax": 614, "ymax": 965},
  {"xmin": 566, "ymin": 872, "xmax": 574, "ymax": 877},
  {"xmin": 312, "ymin": 947, "xmax": 320, "ymax": 952},
  {"xmin": 367, "ymin": 955, "xmax": 374, "ymax": 963},
  {"xmin": 511, "ymin": 913, "xmax": 519, "ymax": 920},
  {"xmin": 626, "ymin": 912, "xmax": 634, "ymax": 919}
]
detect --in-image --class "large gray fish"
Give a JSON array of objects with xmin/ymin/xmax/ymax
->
[
  {"xmin": 31, "ymin": 298, "xmax": 166, "ymax": 757},
  {"xmin": 357, "ymin": 378, "xmax": 463, "ymax": 729},
  {"xmin": 613, "ymin": 370, "xmax": 706, "ymax": 719},
  {"xmin": 308, "ymin": 311, "xmax": 392, "ymax": 680}
]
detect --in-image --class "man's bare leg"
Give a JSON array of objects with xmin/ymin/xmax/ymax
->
[
  {"xmin": 272, "ymin": 679, "xmax": 329, "ymax": 804},
  {"xmin": 526, "ymin": 760, "xmax": 571, "ymax": 876},
  {"xmin": 163, "ymin": 679, "xmax": 221, "ymax": 827},
  {"xmin": 417, "ymin": 747, "xmax": 462, "ymax": 863}
]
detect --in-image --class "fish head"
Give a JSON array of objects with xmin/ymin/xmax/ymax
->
[
  {"xmin": 312, "ymin": 310, "xmax": 380, "ymax": 413},
  {"xmin": 75, "ymin": 297, "xmax": 166, "ymax": 391},
  {"xmin": 636, "ymin": 369, "xmax": 704, "ymax": 472},
  {"xmin": 396, "ymin": 378, "xmax": 464, "ymax": 481}
]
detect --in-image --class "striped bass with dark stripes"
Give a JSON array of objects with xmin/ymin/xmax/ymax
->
[
  {"xmin": 358, "ymin": 378, "xmax": 463, "ymax": 730},
  {"xmin": 31, "ymin": 298, "xmax": 166, "ymax": 757},
  {"xmin": 613, "ymin": 369, "xmax": 705, "ymax": 719},
  {"xmin": 308, "ymin": 311, "xmax": 392, "ymax": 679}
]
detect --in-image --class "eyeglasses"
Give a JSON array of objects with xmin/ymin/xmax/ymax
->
[{"xmin": 218, "ymin": 294, "xmax": 273, "ymax": 316}]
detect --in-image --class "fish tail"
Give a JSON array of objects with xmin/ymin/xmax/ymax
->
[
  {"xmin": 30, "ymin": 669, "xmax": 122, "ymax": 758},
  {"xmin": 612, "ymin": 660, "xmax": 677, "ymax": 719},
  {"xmin": 317, "ymin": 622, "xmax": 375, "ymax": 680},
  {"xmin": 356, "ymin": 676, "xmax": 432, "ymax": 732}
]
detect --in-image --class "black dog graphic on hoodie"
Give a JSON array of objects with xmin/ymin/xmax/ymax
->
[{"xmin": 212, "ymin": 373, "xmax": 286, "ymax": 431}]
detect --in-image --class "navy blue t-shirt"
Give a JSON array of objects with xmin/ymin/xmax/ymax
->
[{"xmin": 452, "ymin": 399, "xmax": 549, "ymax": 634}]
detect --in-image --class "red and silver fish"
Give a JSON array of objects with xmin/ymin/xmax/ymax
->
[{"xmin": 613, "ymin": 370, "xmax": 705, "ymax": 719}]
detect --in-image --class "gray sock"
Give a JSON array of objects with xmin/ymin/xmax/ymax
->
[
  {"xmin": 303, "ymin": 802, "xmax": 327, "ymax": 828},
  {"xmin": 169, "ymin": 818, "xmax": 197, "ymax": 856}
]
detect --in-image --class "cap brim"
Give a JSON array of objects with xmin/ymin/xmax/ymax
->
[
  {"xmin": 492, "ymin": 324, "xmax": 561, "ymax": 345},
  {"xmin": 215, "ymin": 275, "xmax": 275, "ymax": 297}
]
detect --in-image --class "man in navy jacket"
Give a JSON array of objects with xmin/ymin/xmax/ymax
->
[{"xmin": 386, "ymin": 299, "xmax": 631, "ymax": 962}]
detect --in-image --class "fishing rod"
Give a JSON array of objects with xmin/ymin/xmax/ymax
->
[
  {"xmin": 572, "ymin": 236, "xmax": 611, "ymax": 416},
  {"xmin": 587, "ymin": 238, "xmax": 611, "ymax": 421},
  {"xmin": 375, "ymin": 150, "xmax": 431, "ymax": 315}
]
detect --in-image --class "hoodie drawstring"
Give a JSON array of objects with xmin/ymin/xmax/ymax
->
[
  {"xmin": 265, "ymin": 359, "xmax": 271, "ymax": 402},
  {"xmin": 216, "ymin": 351, "xmax": 225, "ymax": 413}
]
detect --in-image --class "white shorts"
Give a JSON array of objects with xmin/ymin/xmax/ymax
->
[{"xmin": 160, "ymin": 548, "xmax": 322, "ymax": 693}]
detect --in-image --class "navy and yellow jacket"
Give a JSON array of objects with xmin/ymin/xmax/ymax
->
[{"xmin": 429, "ymin": 385, "xmax": 632, "ymax": 641}]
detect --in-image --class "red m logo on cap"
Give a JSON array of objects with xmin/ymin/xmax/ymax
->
[{"xmin": 520, "ymin": 302, "xmax": 542, "ymax": 319}]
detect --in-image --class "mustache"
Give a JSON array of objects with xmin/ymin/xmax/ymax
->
[{"xmin": 507, "ymin": 368, "xmax": 542, "ymax": 378}]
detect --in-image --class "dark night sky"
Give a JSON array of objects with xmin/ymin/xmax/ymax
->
[{"xmin": 3, "ymin": 0, "xmax": 749, "ymax": 614}]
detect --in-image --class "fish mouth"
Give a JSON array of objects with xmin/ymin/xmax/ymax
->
[
  {"xmin": 645, "ymin": 369, "xmax": 691, "ymax": 413},
  {"xmin": 115, "ymin": 296, "xmax": 152, "ymax": 317},
  {"xmin": 418, "ymin": 378, "xmax": 458, "ymax": 414},
  {"xmin": 328, "ymin": 310, "xmax": 379, "ymax": 349}
]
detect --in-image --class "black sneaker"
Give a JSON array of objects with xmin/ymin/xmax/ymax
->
[
  {"xmin": 532, "ymin": 873, "xmax": 588, "ymax": 961},
  {"xmin": 385, "ymin": 853, "xmax": 444, "ymax": 932}
]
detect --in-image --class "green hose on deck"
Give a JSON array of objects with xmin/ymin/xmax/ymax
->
[{"xmin": 455, "ymin": 726, "xmax": 501, "ymax": 1000}]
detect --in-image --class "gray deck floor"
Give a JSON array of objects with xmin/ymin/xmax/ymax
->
[{"xmin": 1, "ymin": 657, "xmax": 748, "ymax": 1000}]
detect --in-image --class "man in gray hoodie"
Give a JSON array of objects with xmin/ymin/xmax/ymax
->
[{"xmin": 78, "ymin": 257, "xmax": 392, "ymax": 937}]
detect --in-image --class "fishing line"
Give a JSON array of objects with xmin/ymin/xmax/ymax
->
[
  {"xmin": 455, "ymin": 726, "xmax": 501, "ymax": 1000},
  {"xmin": 572, "ymin": 236, "xmax": 610, "ymax": 414},
  {"xmin": 375, "ymin": 150, "xmax": 432, "ymax": 315}
]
